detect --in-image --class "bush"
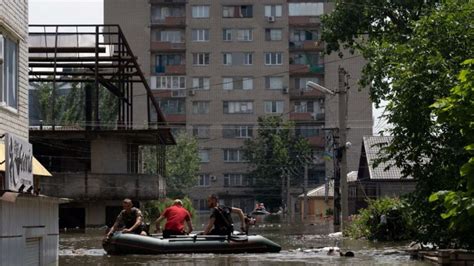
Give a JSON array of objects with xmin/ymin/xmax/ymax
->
[
  {"xmin": 345, "ymin": 197, "xmax": 414, "ymax": 241},
  {"xmin": 142, "ymin": 197, "xmax": 196, "ymax": 227}
]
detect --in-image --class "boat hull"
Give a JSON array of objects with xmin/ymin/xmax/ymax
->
[{"xmin": 103, "ymin": 233, "xmax": 281, "ymax": 255}]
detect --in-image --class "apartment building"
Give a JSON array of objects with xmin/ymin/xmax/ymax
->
[{"xmin": 105, "ymin": 0, "xmax": 372, "ymax": 213}]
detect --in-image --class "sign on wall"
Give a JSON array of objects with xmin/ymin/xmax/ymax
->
[{"xmin": 5, "ymin": 133, "xmax": 33, "ymax": 192}]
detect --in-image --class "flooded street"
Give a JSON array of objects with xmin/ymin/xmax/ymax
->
[{"xmin": 59, "ymin": 215, "xmax": 429, "ymax": 265}]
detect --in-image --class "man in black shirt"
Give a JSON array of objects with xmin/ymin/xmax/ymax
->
[
  {"xmin": 203, "ymin": 194, "xmax": 246, "ymax": 235},
  {"xmin": 106, "ymin": 198, "xmax": 147, "ymax": 239}
]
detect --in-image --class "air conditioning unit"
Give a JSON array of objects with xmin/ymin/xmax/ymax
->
[
  {"xmin": 267, "ymin": 16, "xmax": 275, "ymax": 23},
  {"xmin": 0, "ymin": 35, "xmax": 4, "ymax": 64},
  {"xmin": 211, "ymin": 175, "xmax": 217, "ymax": 182},
  {"xmin": 188, "ymin": 89, "xmax": 196, "ymax": 96},
  {"xmin": 282, "ymin": 87, "xmax": 289, "ymax": 94}
]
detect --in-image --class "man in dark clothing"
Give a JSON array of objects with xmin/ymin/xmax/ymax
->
[
  {"xmin": 203, "ymin": 194, "xmax": 246, "ymax": 235},
  {"xmin": 106, "ymin": 198, "xmax": 147, "ymax": 239},
  {"xmin": 155, "ymin": 199, "xmax": 193, "ymax": 238}
]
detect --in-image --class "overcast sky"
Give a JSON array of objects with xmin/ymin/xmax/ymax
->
[
  {"xmin": 27, "ymin": 0, "xmax": 388, "ymax": 135},
  {"xmin": 29, "ymin": 0, "xmax": 103, "ymax": 24}
]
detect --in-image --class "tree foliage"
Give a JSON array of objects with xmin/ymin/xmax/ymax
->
[
  {"xmin": 323, "ymin": 0, "xmax": 474, "ymax": 247},
  {"xmin": 34, "ymin": 82, "xmax": 117, "ymax": 128},
  {"xmin": 242, "ymin": 116, "xmax": 312, "ymax": 209},
  {"xmin": 429, "ymin": 59, "xmax": 474, "ymax": 248},
  {"xmin": 143, "ymin": 132, "xmax": 200, "ymax": 198},
  {"xmin": 345, "ymin": 197, "xmax": 414, "ymax": 241}
]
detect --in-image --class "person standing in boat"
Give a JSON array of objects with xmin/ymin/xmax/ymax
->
[
  {"xmin": 154, "ymin": 199, "xmax": 193, "ymax": 238},
  {"xmin": 106, "ymin": 198, "xmax": 147, "ymax": 239},
  {"xmin": 203, "ymin": 194, "xmax": 246, "ymax": 235}
]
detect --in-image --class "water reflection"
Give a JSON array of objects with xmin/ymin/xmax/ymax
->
[{"xmin": 59, "ymin": 215, "xmax": 429, "ymax": 265}]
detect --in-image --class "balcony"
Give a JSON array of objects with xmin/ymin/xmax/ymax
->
[
  {"xmin": 153, "ymin": 89, "xmax": 186, "ymax": 98},
  {"xmin": 39, "ymin": 173, "xmax": 166, "ymax": 200},
  {"xmin": 290, "ymin": 112, "xmax": 325, "ymax": 122},
  {"xmin": 151, "ymin": 16, "xmax": 186, "ymax": 28},
  {"xmin": 150, "ymin": 0, "xmax": 187, "ymax": 5},
  {"xmin": 164, "ymin": 114, "xmax": 186, "ymax": 123},
  {"xmin": 151, "ymin": 41, "xmax": 185, "ymax": 52},
  {"xmin": 155, "ymin": 64, "xmax": 186, "ymax": 75},
  {"xmin": 290, "ymin": 64, "xmax": 325, "ymax": 75},
  {"xmin": 290, "ymin": 87, "xmax": 324, "ymax": 99},
  {"xmin": 307, "ymin": 136, "xmax": 325, "ymax": 148},
  {"xmin": 289, "ymin": 40, "xmax": 324, "ymax": 51},
  {"xmin": 289, "ymin": 16, "xmax": 321, "ymax": 26}
]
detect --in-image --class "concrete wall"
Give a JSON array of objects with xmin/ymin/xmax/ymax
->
[
  {"xmin": 40, "ymin": 172, "xmax": 165, "ymax": 200},
  {"xmin": 0, "ymin": 196, "xmax": 59, "ymax": 266},
  {"xmin": 300, "ymin": 197, "xmax": 333, "ymax": 217},
  {"xmin": 91, "ymin": 138, "xmax": 128, "ymax": 173},
  {"xmin": 104, "ymin": 0, "xmax": 151, "ymax": 128},
  {"xmin": 0, "ymin": 0, "xmax": 29, "ymax": 139}
]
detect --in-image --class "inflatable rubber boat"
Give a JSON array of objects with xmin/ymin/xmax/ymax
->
[{"xmin": 103, "ymin": 233, "xmax": 281, "ymax": 255}]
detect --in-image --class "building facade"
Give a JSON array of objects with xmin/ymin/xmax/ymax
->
[
  {"xmin": 0, "ymin": 1, "xmax": 60, "ymax": 265},
  {"xmin": 105, "ymin": 0, "xmax": 372, "ymax": 213}
]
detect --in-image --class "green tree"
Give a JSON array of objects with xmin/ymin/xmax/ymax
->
[
  {"xmin": 143, "ymin": 132, "xmax": 200, "ymax": 198},
  {"xmin": 242, "ymin": 116, "xmax": 312, "ymax": 209},
  {"xmin": 429, "ymin": 59, "xmax": 474, "ymax": 248},
  {"xmin": 323, "ymin": 0, "xmax": 474, "ymax": 247},
  {"xmin": 34, "ymin": 82, "xmax": 117, "ymax": 128}
]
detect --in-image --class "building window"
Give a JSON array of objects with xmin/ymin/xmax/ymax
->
[
  {"xmin": 193, "ymin": 125, "xmax": 210, "ymax": 139},
  {"xmin": 293, "ymin": 77, "xmax": 320, "ymax": 90},
  {"xmin": 192, "ymin": 77, "xmax": 210, "ymax": 90},
  {"xmin": 295, "ymin": 125, "xmax": 320, "ymax": 137},
  {"xmin": 294, "ymin": 101, "xmax": 314, "ymax": 113},
  {"xmin": 192, "ymin": 101, "xmax": 210, "ymax": 114},
  {"xmin": 192, "ymin": 29, "xmax": 209, "ymax": 42},
  {"xmin": 151, "ymin": 76, "xmax": 186, "ymax": 90},
  {"xmin": 158, "ymin": 30, "xmax": 183, "ymax": 43},
  {"xmin": 264, "ymin": 101, "xmax": 284, "ymax": 114},
  {"xmin": 223, "ymin": 53, "xmax": 232, "ymax": 65},
  {"xmin": 151, "ymin": 6, "xmax": 185, "ymax": 22},
  {"xmin": 265, "ymin": 76, "xmax": 284, "ymax": 90},
  {"xmin": 223, "ymin": 29, "xmax": 232, "ymax": 41},
  {"xmin": 158, "ymin": 99, "xmax": 186, "ymax": 114},
  {"xmin": 222, "ymin": 5, "xmax": 253, "ymax": 18},
  {"xmin": 222, "ymin": 77, "xmax": 253, "ymax": 90},
  {"xmin": 198, "ymin": 149, "xmax": 210, "ymax": 163},
  {"xmin": 223, "ymin": 149, "xmax": 245, "ymax": 162},
  {"xmin": 264, "ymin": 52, "xmax": 283, "ymax": 65},
  {"xmin": 223, "ymin": 125, "xmax": 253, "ymax": 138},
  {"xmin": 290, "ymin": 29, "xmax": 319, "ymax": 42},
  {"xmin": 192, "ymin": 5, "xmax": 210, "ymax": 18},
  {"xmin": 264, "ymin": 5, "xmax": 282, "ymax": 17},
  {"xmin": 192, "ymin": 53, "xmax": 210, "ymax": 66},
  {"xmin": 236, "ymin": 29, "xmax": 252, "ymax": 41},
  {"xmin": 243, "ymin": 53, "xmax": 253, "ymax": 65},
  {"xmin": 265, "ymin": 29, "xmax": 282, "ymax": 41},
  {"xmin": 242, "ymin": 77, "xmax": 253, "ymax": 90},
  {"xmin": 289, "ymin": 3, "xmax": 324, "ymax": 16},
  {"xmin": 223, "ymin": 101, "xmax": 253, "ymax": 114},
  {"xmin": 0, "ymin": 35, "xmax": 17, "ymax": 110},
  {"xmin": 224, "ymin": 174, "xmax": 245, "ymax": 187},
  {"xmin": 222, "ymin": 77, "xmax": 233, "ymax": 90},
  {"xmin": 197, "ymin": 174, "xmax": 211, "ymax": 187}
]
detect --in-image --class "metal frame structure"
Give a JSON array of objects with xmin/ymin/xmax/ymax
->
[{"xmin": 28, "ymin": 25, "xmax": 166, "ymax": 130}]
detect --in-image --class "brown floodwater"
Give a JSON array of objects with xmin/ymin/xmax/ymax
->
[{"xmin": 59, "ymin": 215, "xmax": 429, "ymax": 265}]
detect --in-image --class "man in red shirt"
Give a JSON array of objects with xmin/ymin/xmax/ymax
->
[{"xmin": 155, "ymin": 199, "xmax": 193, "ymax": 238}]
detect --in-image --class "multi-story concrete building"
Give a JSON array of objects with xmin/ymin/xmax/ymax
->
[
  {"xmin": 0, "ymin": 1, "xmax": 60, "ymax": 264},
  {"xmin": 105, "ymin": 0, "xmax": 372, "ymax": 213}
]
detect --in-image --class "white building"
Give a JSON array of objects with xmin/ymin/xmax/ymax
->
[{"xmin": 0, "ymin": 1, "xmax": 60, "ymax": 265}]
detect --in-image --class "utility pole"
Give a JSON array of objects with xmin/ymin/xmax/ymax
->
[
  {"xmin": 338, "ymin": 66, "xmax": 349, "ymax": 231},
  {"xmin": 303, "ymin": 164, "xmax": 308, "ymax": 219},
  {"xmin": 286, "ymin": 170, "xmax": 291, "ymax": 217}
]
